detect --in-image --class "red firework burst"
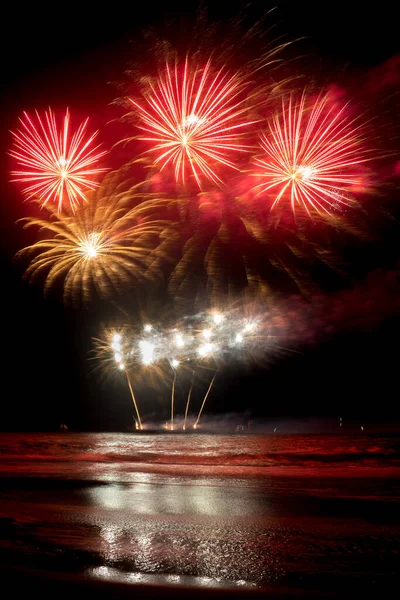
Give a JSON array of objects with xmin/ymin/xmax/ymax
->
[
  {"xmin": 252, "ymin": 92, "xmax": 371, "ymax": 216},
  {"xmin": 10, "ymin": 109, "xmax": 107, "ymax": 211},
  {"xmin": 130, "ymin": 57, "xmax": 255, "ymax": 188}
]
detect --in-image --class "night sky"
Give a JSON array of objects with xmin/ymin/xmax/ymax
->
[{"xmin": 1, "ymin": 1, "xmax": 399, "ymax": 431}]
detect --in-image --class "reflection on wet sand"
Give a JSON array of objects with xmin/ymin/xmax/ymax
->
[
  {"xmin": 0, "ymin": 433, "xmax": 399, "ymax": 593},
  {"xmin": 89, "ymin": 481, "xmax": 278, "ymax": 586}
]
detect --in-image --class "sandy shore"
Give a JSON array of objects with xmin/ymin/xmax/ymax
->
[{"xmin": 1, "ymin": 432, "xmax": 399, "ymax": 595}]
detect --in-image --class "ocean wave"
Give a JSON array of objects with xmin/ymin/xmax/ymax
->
[{"xmin": 0, "ymin": 433, "xmax": 399, "ymax": 473}]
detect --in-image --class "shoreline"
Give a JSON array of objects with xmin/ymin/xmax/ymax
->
[
  {"xmin": 0, "ymin": 566, "xmax": 386, "ymax": 599},
  {"xmin": 1, "ymin": 432, "xmax": 399, "ymax": 593}
]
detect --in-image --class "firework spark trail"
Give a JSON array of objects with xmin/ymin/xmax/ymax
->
[
  {"xmin": 93, "ymin": 331, "xmax": 147, "ymax": 429},
  {"xmin": 125, "ymin": 371, "xmax": 143, "ymax": 430},
  {"xmin": 95, "ymin": 273, "xmax": 400, "ymax": 429},
  {"xmin": 108, "ymin": 311, "xmax": 265, "ymax": 372},
  {"xmin": 130, "ymin": 57, "xmax": 256, "ymax": 188},
  {"xmin": 193, "ymin": 371, "xmax": 218, "ymax": 429},
  {"xmin": 170, "ymin": 367, "xmax": 177, "ymax": 430},
  {"xmin": 10, "ymin": 109, "xmax": 107, "ymax": 211},
  {"xmin": 183, "ymin": 369, "xmax": 196, "ymax": 430},
  {"xmin": 94, "ymin": 308, "xmax": 271, "ymax": 428},
  {"xmin": 252, "ymin": 91, "xmax": 371, "ymax": 216}
]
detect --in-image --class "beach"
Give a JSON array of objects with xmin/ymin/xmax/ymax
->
[{"xmin": 0, "ymin": 432, "xmax": 399, "ymax": 597}]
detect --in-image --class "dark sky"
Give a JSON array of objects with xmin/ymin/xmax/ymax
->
[{"xmin": 0, "ymin": 1, "xmax": 399, "ymax": 431}]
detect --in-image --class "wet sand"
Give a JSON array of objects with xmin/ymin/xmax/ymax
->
[{"xmin": 0, "ymin": 433, "xmax": 399, "ymax": 597}]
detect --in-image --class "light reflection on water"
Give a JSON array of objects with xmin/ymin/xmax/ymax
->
[
  {"xmin": 86, "ymin": 481, "xmax": 271, "ymax": 516},
  {"xmin": 89, "ymin": 566, "xmax": 259, "ymax": 589},
  {"xmin": 90, "ymin": 481, "xmax": 279, "ymax": 585},
  {"xmin": 86, "ymin": 479, "xmax": 282, "ymax": 586}
]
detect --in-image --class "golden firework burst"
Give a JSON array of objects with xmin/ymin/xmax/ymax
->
[{"xmin": 16, "ymin": 171, "xmax": 176, "ymax": 303}]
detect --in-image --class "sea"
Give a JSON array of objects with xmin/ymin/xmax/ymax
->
[{"xmin": 0, "ymin": 432, "xmax": 399, "ymax": 597}]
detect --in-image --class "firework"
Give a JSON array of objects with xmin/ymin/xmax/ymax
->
[
  {"xmin": 183, "ymin": 369, "xmax": 196, "ymax": 430},
  {"xmin": 16, "ymin": 173, "xmax": 172, "ymax": 303},
  {"xmin": 125, "ymin": 370, "xmax": 143, "ymax": 430},
  {"xmin": 252, "ymin": 91, "xmax": 371, "ymax": 216},
  {"xmin": 139, "ymin": 340, "xmax": 156, "ymax": 365},
  {"xmin": 170, "ymin": 360, "xmax": 179, "ymax": 430},
  {"xmin": 93, "ymin": 303, "xmax": 273, "ymax": 429},
  {"xmin": 129, "ymin": 57, "xmax": 255, "ymax": 188},
  {"xmin": 193, "ymin": 371, "xmax": 218, "ymax": 429},
  {"xmin": 10, "ymin": 109, "xmax": 107, "ymax": 211},
  {"xmin": 92, "ymin": 331, "xmax": 143, "ymax": 429}
]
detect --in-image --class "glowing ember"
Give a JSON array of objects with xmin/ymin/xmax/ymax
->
[{"xmin": 139, "ymin": 340, "xmax": 155, "ymax": 365}]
